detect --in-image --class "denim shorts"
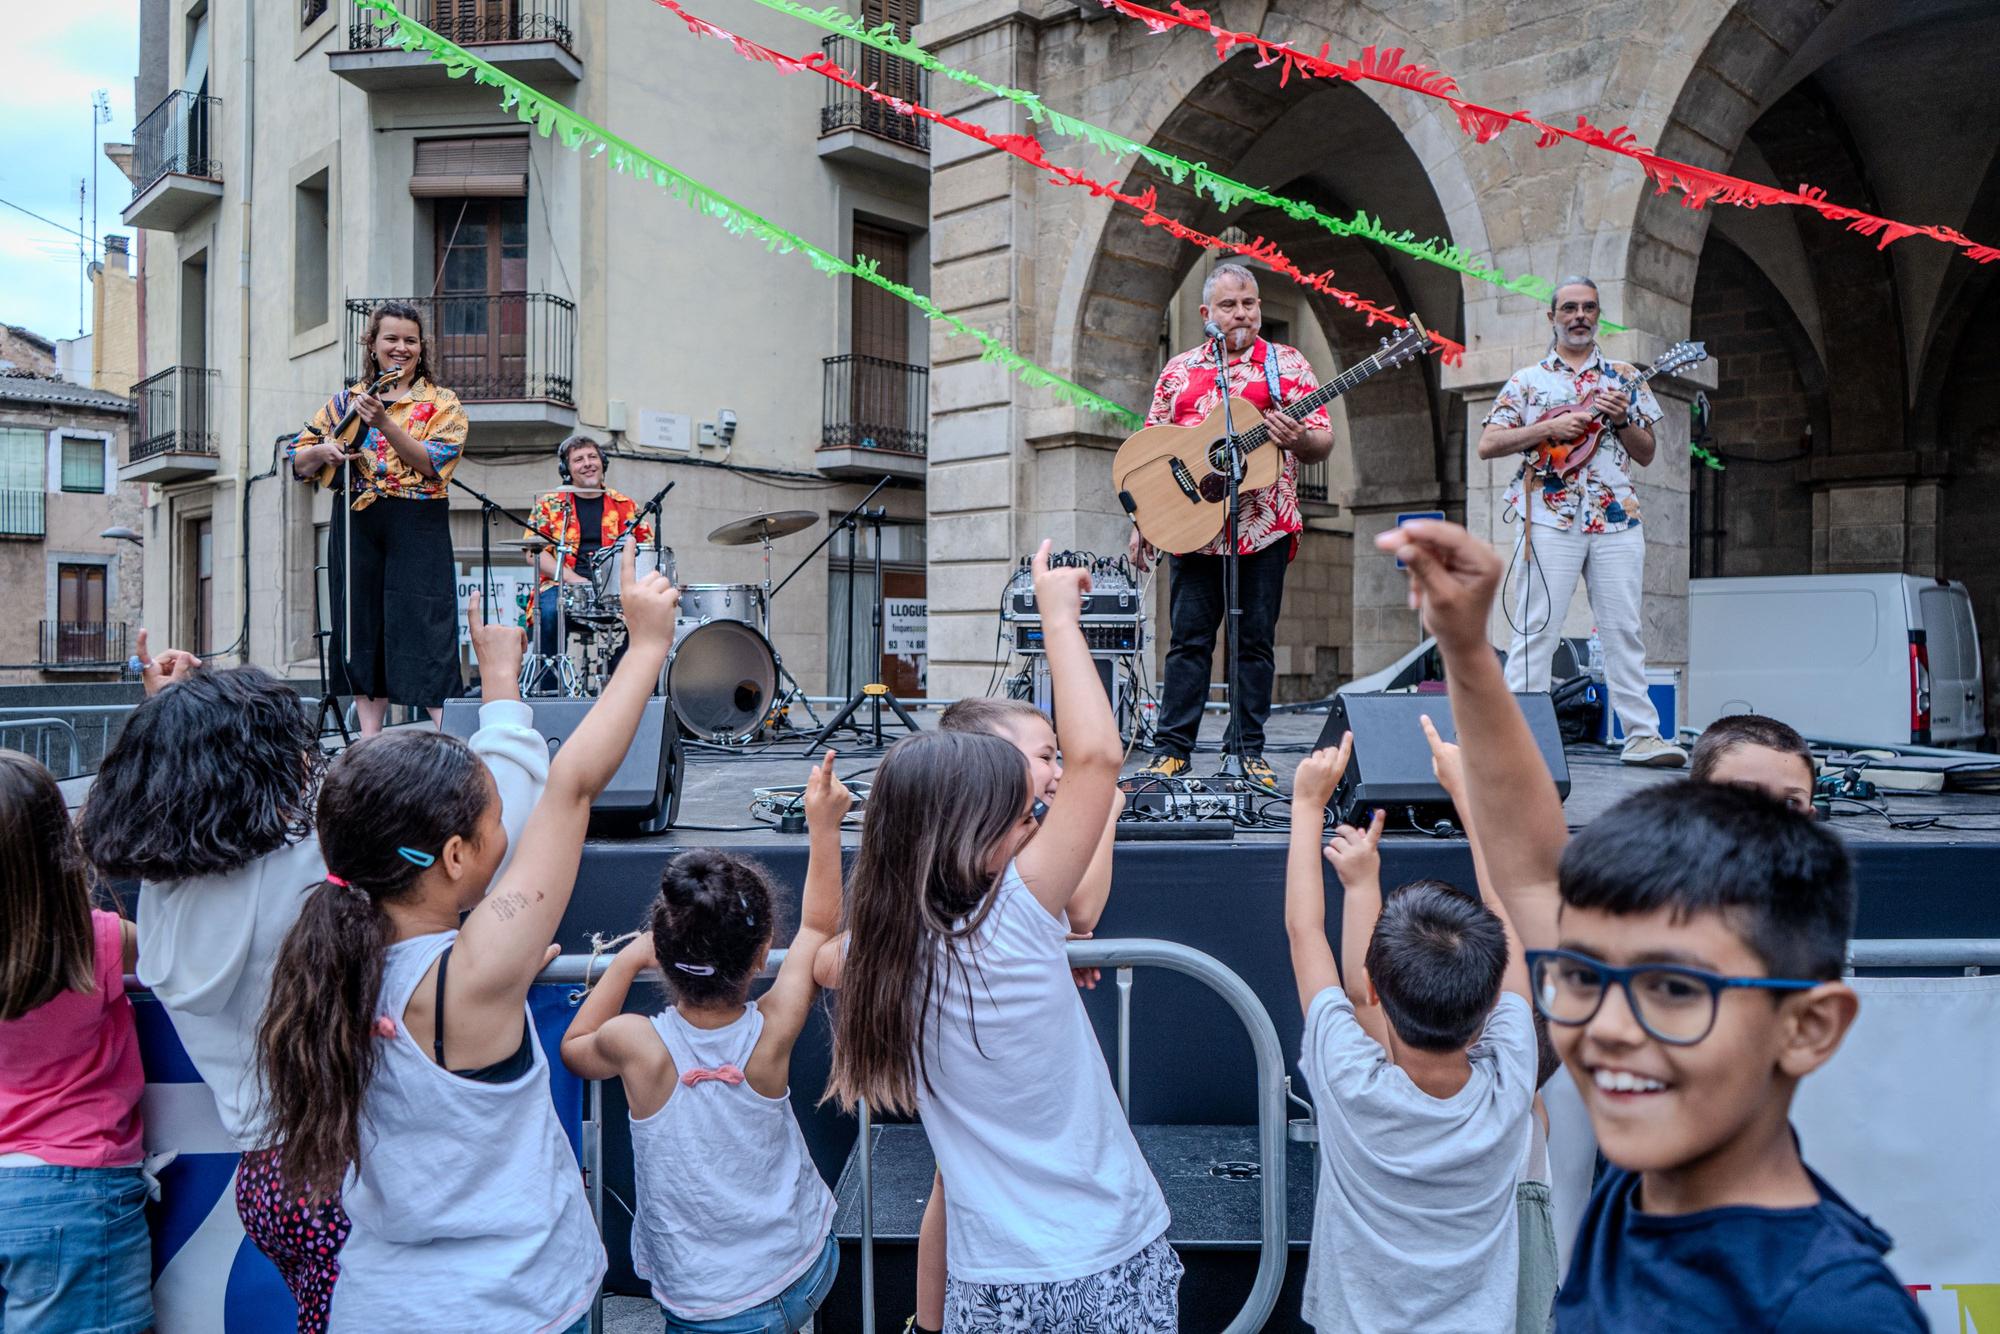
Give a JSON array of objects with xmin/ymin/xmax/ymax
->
[
  {"xmin": 0, "ymin": 1164, "xmax": 152, "ymax": 1334},
  {"xmin": 661, "ymin": 1234, "xmax": 839, "ymax": 1334}
]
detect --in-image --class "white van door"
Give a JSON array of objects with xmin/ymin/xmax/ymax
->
[{"xmin": 1917, "ymin": 583, "xmax": 1983, "ymax": 742}]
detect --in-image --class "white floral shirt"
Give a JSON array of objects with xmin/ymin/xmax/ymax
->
[{"xmin": 1484, "ymin": 346, "xmax": 1662, "ymax": 533}]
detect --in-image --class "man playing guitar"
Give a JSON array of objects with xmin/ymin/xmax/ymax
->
[
  {"xmin": 1127, "ymin": 263, "xmax": 1333, "ymax": 794},
  {"xmin": 1477, "ymin": 276, "xmax": 1684, "ymax": 767}
]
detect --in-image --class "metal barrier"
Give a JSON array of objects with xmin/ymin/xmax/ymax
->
[
  {"xmin": 0, "ymin": 715, "xmax": 79, "ymax": 776},
  {"xmin": 1847, "ymin": 938, "xmax": 2000, "ymax": 973},
  {"xmin": 0, "ymin": 702, "xmax": 138, "ymax": 777}
]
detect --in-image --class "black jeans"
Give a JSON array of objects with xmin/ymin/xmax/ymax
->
[{"xmin": 1154, "ymin": 539, "xmax": 1290, "ymax": 759}]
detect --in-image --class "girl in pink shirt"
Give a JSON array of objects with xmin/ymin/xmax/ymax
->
[{"xmin": 0, "ymin": 751, "xmax": 150, "ymax": 1334}]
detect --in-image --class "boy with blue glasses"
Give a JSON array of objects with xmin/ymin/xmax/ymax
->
[{"xmin": 1375, "ymin": 517, "xmax": 1921, "ymax": 1333}]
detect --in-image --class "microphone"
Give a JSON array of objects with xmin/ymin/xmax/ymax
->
[{"xmin": 1204, "ymin": 320, "xmax": 1225, "ymax": 341}]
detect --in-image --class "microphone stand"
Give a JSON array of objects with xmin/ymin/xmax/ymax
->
[
  {"xmin": 1210, "ymin": 326, "xmax": 1249, "ymax": 786},
  {"xmin": 448, "ymin": 474, "xmax": 570, "ymax": 693}
]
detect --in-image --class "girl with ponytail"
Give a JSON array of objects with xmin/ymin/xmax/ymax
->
[
  {"xmin": 257, "ymin": 546, "xmax": 680, "ymax": 1334},
  {"xmin": 825, "ymin": 543, "xmax": 1181, "ymax": 1332},
  {"xmin": 80, "ymin": 601, "xmax": 544, "ymax": 1332},
  {"xmin": 560, "ymin": 752, "xmax": 850, "ymax": 1332}
]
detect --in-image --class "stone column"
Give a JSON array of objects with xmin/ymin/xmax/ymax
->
[{"xmin": 1814, "ymin": 478, "xmax": 1943, "ymax": 575}]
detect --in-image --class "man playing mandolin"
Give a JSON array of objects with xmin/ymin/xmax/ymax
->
[
  {"xmin": 1477, "ymin": 276, "xmax": 1684, "ymax": 767},
  {"xmin": 1128, "ymin": 262, "xmax": 1333, "ymax": 794}
]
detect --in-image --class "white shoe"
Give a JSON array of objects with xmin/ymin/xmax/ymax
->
[{"xmin": 1620, "ymin": 734, "xmax": 1687, "ymax": 768}]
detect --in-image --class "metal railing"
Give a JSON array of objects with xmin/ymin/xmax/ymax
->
[
  {"xmin": 38, "ymin": 622, "xmax": 129, "ymax": 668},
  {"xmin": 348, "ymin": 0, "xmax": 573, "ymax": 50},
  {"xmin": 344, "ymin": 294, "xmax": 577, "ymax": 406},
  {"xmin": 818, "ymin": 35, "xmax": 930, "ymax": 151},
  {"xmin": 131, "ymin": 366, "xmax": 220, "ymax": 462},
  {"xmin": 1297, "ymin": 457, "xmax": 1330, "ymax": 504},
  {"xmin": 0, "ymin": 702, "xmax": 139, "ymax": 777},
  {"xmin": 821, "ymin": 354, "xmax": 928, "ymax": 456},
  {"xmin": 131, "ymin": 91, "xmax": 221, "ymax": 198},
  {"xmin": 1847, "ymin": 938, "xmax": 2000, "ymax": 974},
  {"xmin": 0, "ymin": 488, "xmax": 44, "ymax": 540}
]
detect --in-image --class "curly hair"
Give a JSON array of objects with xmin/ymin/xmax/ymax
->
[
  {"xmin": 81, "ymin": 667, "xmax": 320, "ymax": 881},
  {"xmin": 358, "ymin": 300, "xmax": 436, "ymax": 387},
  {"xmin": 648, "ymin": 851, "xmax": 778, "ymax": 1007}
]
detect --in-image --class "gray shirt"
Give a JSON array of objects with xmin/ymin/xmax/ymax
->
[{"xmin": 1299, "ymin": 988, "xmax": 1539, "ymax": 1332}]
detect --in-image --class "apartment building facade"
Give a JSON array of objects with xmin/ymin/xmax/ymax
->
[{"xmin": 121, "ymin": 0, "xmax": 932, "ymax": 699}]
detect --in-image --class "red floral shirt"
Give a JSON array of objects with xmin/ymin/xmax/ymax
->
[
  {"xmin": 523, "ymin": 488, "xmax": 654, "ymax": 591},
  {"xmin": 1143, "ymin": 339, "xmax": 1328, "ymax": 557}
]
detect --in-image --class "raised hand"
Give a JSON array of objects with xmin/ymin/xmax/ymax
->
[
  {"xmin": 1372, "ymin": 519, "xmax": 1503, "ymax": 653},
  {"xmin": 1419, "ymin": 713, "xmax": 1464, "ymax": 804},
  {"xmin": 1322, "ymin": 808, "xmax": 1387, "ymax": 892},
  {"xmin": 616, "ymin": 541, "xmax": 681, "ymax": 652},
  {"xmin": 1030, "ymin": 539, "xmax": 1091, "ymax": 625},
  {"xmin": 804, "ymin": 749, "xmax": 853, "ymax": 830},
  {"xmin": 1290, "ymin": 733, "xmax": 1352, "ymax": 811},
  {"xmin": 134, "ymin": 627, "xmax": 200, "ymax": 697},
  {"xmin": 466, "ymin": 589, "xmax": 526, "ymax": 701}
]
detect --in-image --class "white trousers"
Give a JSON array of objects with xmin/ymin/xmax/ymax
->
[{"xmin": 1503, "ymin": 521, "xmax": 1662, "ymax": 741}]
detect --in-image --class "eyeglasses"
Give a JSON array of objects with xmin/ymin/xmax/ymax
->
[{"xmin": 1525, "ymin": 948, "xmax": 1819, "ymax": 1047}]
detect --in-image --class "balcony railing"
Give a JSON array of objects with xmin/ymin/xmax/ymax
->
[
  {"xmin": 38, "ymin": 622, "xmax": 129, "ymax": 669},
  {"xmin": 822, "ymin": 354, "xmax": 928, "ymax": 455},
  {"xmin": 349, "ymin": 0, "xmax": 573, "ymax": 50},
  {"xmin": 131, "ymin": 91, "xmax": 221, "ymax": 199},
  {"xmin": 1298, "ymin": 458, "xmax": 1330, "ymax": 504},
  {"xmin": 819, "ymin": 35, "xmax": 929, "ymax": 151},
  {"xmin": 344, "ymin": 295, "xmax": 576, "ymax": 406},
  {"xmin": 132, "ymin": 367, "xmax": 220, "ymax": 462},
  {"xmin": 0, "ymin": 489, "xmax": 45, "ymax": 540}
]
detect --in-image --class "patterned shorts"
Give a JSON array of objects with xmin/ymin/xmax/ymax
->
[
  {"xmin": 235, "ymin": 1146, "xmax": 352, "ymax": 1333},
  {"xmin": 944, "ymin": 1233, "xmax": 1183, "ymax": 1334}
]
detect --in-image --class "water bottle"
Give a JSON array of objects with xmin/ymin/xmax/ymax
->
[{"xmin": 1586, "ymin": 631, "xmax": 1606, "ymax": 684}]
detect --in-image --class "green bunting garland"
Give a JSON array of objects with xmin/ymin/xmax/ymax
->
[
  {"xmin": 739, "ymin": 0, "xmax": 1619, "ymax": 330},
  {"xmin": 352, "ymin": 0, "xmax": 1143, "ymax": 427}
]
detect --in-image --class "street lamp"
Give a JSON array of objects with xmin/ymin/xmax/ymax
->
[{"xmin": 101, "ymin": 525, "xmax": 142, "ymax": 544}]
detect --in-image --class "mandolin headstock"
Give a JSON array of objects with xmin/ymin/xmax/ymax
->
[{"xmin": 1648, "ymin": 340, "xmax": 1708, "ymax": 380}]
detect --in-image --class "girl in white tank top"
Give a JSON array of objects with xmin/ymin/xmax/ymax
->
[
  {"xmin": 822, "ymin": 545, "xmax": 1181, "ymax": 1333},
  {"xmin": 561, "ymin": 752, "xmax": 850, "ymax": 1330},
  {"xmin": 255, "ymin": 557, "xmax": 684, "ymax": 1333}
]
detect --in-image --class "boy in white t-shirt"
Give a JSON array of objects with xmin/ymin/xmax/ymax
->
[{"xmin": 1286, "ymin": 726, "xmax": 1544, "ymax": 1333}]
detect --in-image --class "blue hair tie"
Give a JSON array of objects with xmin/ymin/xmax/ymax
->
[{"xmin": 396, "ymin": 846, "xmax": 436, "ymax": 868}]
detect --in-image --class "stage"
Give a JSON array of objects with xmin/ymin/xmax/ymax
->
[{"xmin": 554, "ymin": 706, "xmax": 2000, "ymax": 1329}]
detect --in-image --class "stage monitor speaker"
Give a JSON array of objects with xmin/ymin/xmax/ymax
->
[
  {"xmin": 1315, "ymin": 691, "xmax": 1570, "ymax": 828},
  {"xmin": 440, "ymin": 696, "xmax": 681, "ymax": 835}
]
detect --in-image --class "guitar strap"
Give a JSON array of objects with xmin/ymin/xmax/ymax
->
[{"xmin": 1261, "ymin": 342, "xmax": 1283, "ymax": 407}]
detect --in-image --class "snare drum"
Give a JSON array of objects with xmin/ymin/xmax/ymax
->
[
  {"xmin": 558, "ymin": 582, "xmax": 620, "ymax": 631},
  {"xmin": 676, "ymin": 582, "xmax": 767, "ymax": 630}
]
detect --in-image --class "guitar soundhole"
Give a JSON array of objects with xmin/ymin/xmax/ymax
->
[
  {"xmin": 1207, "ymin": 438, "xmax": 1232, "ymax": 471},
  {"xmin": 1198, "ymin": 472, "xmax": 1229, "ymax": 504}
]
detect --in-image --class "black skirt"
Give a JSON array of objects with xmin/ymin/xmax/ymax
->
[{"xmin": 327, "ymin": 497, "xmax": 461, "ymax": 709}]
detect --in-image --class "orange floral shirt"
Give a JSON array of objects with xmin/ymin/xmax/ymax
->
[{"xmin": 523, "ymin": 488, "xmax": 655, "ymax": 591}]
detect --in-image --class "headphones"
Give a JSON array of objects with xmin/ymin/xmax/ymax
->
[{"xmin": 555, "ymin": 436, "xmax": 604, "ymax": 486}]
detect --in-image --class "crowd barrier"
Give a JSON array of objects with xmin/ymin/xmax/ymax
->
[{"xmin": 129, "ymin": 939, "xmax": 1995, "ymax": 1333}]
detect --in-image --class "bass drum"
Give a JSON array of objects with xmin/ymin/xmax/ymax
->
[{"xmin": 665, "ymin": 619, "xmax": 778, "ymax": 743}]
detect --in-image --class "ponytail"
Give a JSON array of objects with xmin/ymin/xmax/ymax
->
[
  {"xmin": 253, "ymin": 729, "xmax": 493, "ymax": 1198},
  {"xmin": 255, "ymin": 880, "xmax": 393, "ymax": 1198}
]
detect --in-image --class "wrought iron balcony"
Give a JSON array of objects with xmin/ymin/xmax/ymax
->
[
  {"xmin": 38, "ymin": 622, "xmax": 129, "ymax": 669},
  {"xmin": 344, "ymin": 294, "xmax": 577, "ymax": 441},
  {"xmin": 124, "ymin": 92, "xmax": 224, "ymax": 231},
  {"xmin": 336, "ymin": 0, "xmax": 580, "ymax": 89},
  {"xmin": 818, "ymin": 354, "xmax": 928, "ymax": 481},
  {"xmin": 817, "ymin": 35, "xmax": 930, "ymax": 178},
  {"xmin": 0, "ymin": 489, "xmax": 45, "ymax": 541},
  {"xmin": 126, "ymin": 366, "xmax": 221, "ymax": 484},
  {"xmin": 1298, "ymin": 458, "xmax": 1331, "ymax": 504}
]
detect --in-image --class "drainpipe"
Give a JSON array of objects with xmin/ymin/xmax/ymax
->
[{"xmin": 236, "ymin": 0, "xmax": 255, "ymax": 665}]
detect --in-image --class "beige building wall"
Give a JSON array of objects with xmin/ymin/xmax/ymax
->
[{"xmin": 92, "ymin": 238, "xmax": 141, "ymax": 396}]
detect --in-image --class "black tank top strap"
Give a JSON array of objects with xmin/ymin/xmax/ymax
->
[{"xmin": 431, "ymin": 943, "xmax": 535, "ymax": 1084}]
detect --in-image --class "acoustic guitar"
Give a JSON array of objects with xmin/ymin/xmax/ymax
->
[
  {"xmin": 1527, "ymin": 340, "xmax": 1708, "ymax": 477},
  {"xmin": 1114, "ymin": 321, "xmax": 1432, "ymax": 555}
]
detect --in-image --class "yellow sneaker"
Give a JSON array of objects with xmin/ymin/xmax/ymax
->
[
  {"xmin": 1241, "ymin": 754, "xmax": 1281, "ymax": 796},
  {"xmin": 1134, "ymin": 752, "xmax": 1190, "ymax": 781}
]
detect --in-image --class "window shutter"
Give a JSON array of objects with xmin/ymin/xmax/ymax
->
[{"xmin": 411, "ymin": 136, "xmax": 530, "ymax": 198}]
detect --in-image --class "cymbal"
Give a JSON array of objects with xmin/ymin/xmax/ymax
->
[
  {"xmin": 708, "ymin": 509, "xmax": 818, "ymax": 546},
  {"xmin": 539, "ymin": 485, "xmax": 603, "ymax": 497},
  {"xmin": 497, "ymin": 537, "xmax": 556, "ymax": 551}
]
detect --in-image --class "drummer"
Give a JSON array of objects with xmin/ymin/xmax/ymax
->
[{"xmin": 524, "ymin": 433, "xmax": 654, "ymax": 678}]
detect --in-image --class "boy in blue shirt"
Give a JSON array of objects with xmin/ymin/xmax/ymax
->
[{"xmin": 1376, "ymin": 517, "xmax": 1922, "ymax": 1333}]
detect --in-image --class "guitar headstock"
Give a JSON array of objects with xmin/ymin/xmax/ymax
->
[
  {"xmin": 1649, "ymin": 341, "xmax": 1708, "ymax": 379},
  {"xmin": 1375, "ymin": 317, "xmax": 1432, "ymax": 369}
]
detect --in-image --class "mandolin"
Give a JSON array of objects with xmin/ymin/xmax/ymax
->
[
  {"xmin": 1113, "ymin": 320, "xmax": 1433, "ymax": 555},
  {"xmin": 300, "ymin": 367, "xmax": 405, "ymax": 492},
  {"xmin": 1526, "ymin": 340, "xmax": 1708, "ymax": 477}
]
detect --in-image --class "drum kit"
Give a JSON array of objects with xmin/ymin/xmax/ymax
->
[{"xmin": 507, "ymin": 490, "xmax": 821, "ymax": 745}]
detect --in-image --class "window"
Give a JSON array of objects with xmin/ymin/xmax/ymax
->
[
  {"xmin": 301, "ymin": 0, "xmax": 327, "ymax": 26},
  {"xmin": 0, "ymin": 428, "xmax": 45, "ymax": 538},
  {"xmin": 60, "ymin": 436, "xmax": 106, "ymax": 494},
  {"xmin": 185, "ymin": 516, "xmax": 214, "ymax": 655},
  {"xmin": 55, "ymin": 564, "xmax": 109, "ymax": 663},
  {"xmin": 294, "ymin": 170, "xmax": 331, "ymax": 334}
]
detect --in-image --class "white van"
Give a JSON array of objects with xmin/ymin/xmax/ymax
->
[{"xmin": 1687, "ymin": 574, "xmax": 1985, "ymax": 748}]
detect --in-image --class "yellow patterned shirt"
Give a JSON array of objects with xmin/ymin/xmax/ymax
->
[{"xmin": 292, "ymin": 378, "xmax": 468, "ymax": 509}]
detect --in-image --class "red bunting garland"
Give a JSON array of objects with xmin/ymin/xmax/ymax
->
[
  {"xmin": 647, "ymin": 0, "xmax": 1466, "ymax": 364},
  {"xmin": 1092, "ymin": 0, "xmax": 2000, "ymax": 265}
]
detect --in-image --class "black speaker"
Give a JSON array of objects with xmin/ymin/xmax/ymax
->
[
  {"xmin": 1314, "ymin": 691, "xmax": 1570, "ymax": 828},
  {"xmin": 440, "ymin": 696, "xmax": 681, "ymax": 835}
]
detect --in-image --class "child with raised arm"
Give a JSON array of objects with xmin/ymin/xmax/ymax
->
[
  {"xmin": 827, "ymin": 541, "xmax": 1178, "ymax": 1333},
  {"xmin": 558, "ymin": 752, "xmax": 849, "ymax": 1332},
  {"xmin": 1286, "ymin": 731, "xmax": 1539, "ymax": 1332},
  {"xmin": 1375, "ymin": 517, "xmax": 1922, "ymax": 1333},
  {"xmin": 254, "ymin": 545, "xmax": 679, "ymax": 1333},
  {"xmin": 80, "ymin": 598, "xmax": 545, "ymax": 1331}
]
